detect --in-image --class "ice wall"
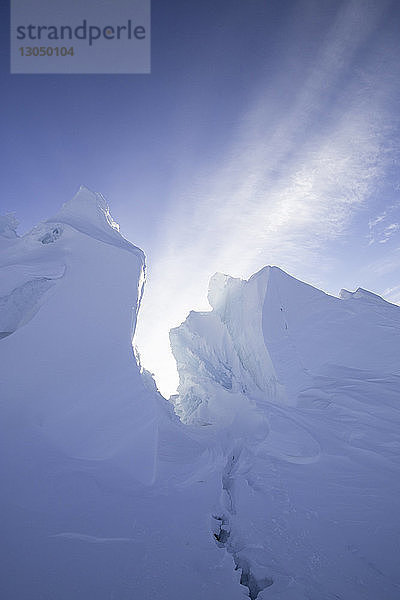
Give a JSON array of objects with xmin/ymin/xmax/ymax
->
[
  {"xmin": 171, "ymin": 265, "xmax": 400, "ymax": 423},
  {"xmin": 170, "ymin": 268, "xmax": 288, "ymax": 425},
  {"xmin": 171, "ymin": 266, "xmax": 400, "ymax": 599},
  {"xmin": 0, "ymin": 186, "xmax": 152, "ymax": 463},
  {"xmin": 0, "ymin": 189, "xmax": 243, "ymax": 600}
]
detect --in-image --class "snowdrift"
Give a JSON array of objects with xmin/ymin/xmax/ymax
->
[
  {"xmin": 1, "ymin": 189, "xmax": 400, "ymax": 599},
  {"xmin": 171, "ymin": 266, "xmax": 400, "ymax": 599},
  {"xmin": 0, "ymin": 188, "xmax": 243, "ymax": 600}
]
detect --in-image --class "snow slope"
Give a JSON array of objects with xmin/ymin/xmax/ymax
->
[
  {"xmin": 0, "ymin": 188, "xmax": 244, "ymax": 600},
  {"xmin": 1, "ymin": 191, "xmax": 400, "ymax": 599},
  {"xmin": 171, "ymin": 266, "xmax": 400, "ymax": 599}
]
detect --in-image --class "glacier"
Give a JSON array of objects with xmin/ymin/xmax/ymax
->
[{"xmin": 1, "ymin": 187, "xmax": 400, "ymax": 599}]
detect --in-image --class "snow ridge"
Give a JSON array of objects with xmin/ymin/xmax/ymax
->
[
  {"xmin": 172, "ymin": 266, "xmax": 400, "ymax": 599},
  {"xmin": 49, "ymin": 185, "xmax": 144, "ymax": 258},
  {"xmin": 2, "ymin": 192, "xmax": 400, "ymax": 600}
]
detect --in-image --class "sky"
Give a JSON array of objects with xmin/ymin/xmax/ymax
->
[{"xmin": 1, "ymin": 0, "xmax": 400, "ymax": 396}]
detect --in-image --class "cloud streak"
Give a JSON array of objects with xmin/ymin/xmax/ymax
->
[
  {"xmin": 369, "ymin": 203, "xmax": 400, "ymax": 245},
  {"xmin": 383, "ymin": 284, "xmax": 400, "ymax": 304},
  {"xmin": 135, "ymin": 1, "xmax": 400, "ymax": 396}
]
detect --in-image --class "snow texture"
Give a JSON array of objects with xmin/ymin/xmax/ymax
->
[
  {"xmin": 0, "ymin": 213, "xmax": 19, "ymax": 239},
  {"xmin": 171, "ymin": 266, "xmax": 400, "ymax": 599},
  {"xmin": 1, "ymin": 190, "xmax": 400, "ymax": 599}
]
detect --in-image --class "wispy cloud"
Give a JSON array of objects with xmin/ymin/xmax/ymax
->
[
  {"xmin": 135, "ymin": 1, "xmax": 400, "ymax": 396},
  {"xmin": 380, "ymin": 223, "xmax": 400, "ymax": 244},
  {"xmin": 365, "ymin": 247, "xmax": 400, "ymax": 277},
  {"xmin": 383, "ymin": 284, "xmax": 400, "ymax": 305},
  {"xmin": 369, "ymin": 203, "xmax": 400, "ymax": 244}
]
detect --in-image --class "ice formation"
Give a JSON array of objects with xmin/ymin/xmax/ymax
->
[
  {"xmin": 1, "ymin": 189, "xmax": 400, "ymax": 599},
  {"xmin": 170, "ymin": 266, "xmax": 400, "ymax": 599},
  {"xmin": 0, "ymin": 188, "xmax": 241, "ymax": 599}
]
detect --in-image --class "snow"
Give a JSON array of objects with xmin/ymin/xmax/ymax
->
[
  {"xmin": 0, "ymin": 213, "xmax": 19, "ymax": 239},
  {"xmin": 171, "ymin": 265, "xmax": 400, "ymax": 599},
  {"xmin": 1, "ymin": 190, "xmax": 400, "ymax": 599},
  {"xmin": 0, "ymin": 188, "xmax": 244, "ymax": 599}
]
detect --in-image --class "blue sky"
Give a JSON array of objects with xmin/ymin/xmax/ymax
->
[{"xmin": 1, "ymin": 0, "xmax": 400, "ymax": 395}]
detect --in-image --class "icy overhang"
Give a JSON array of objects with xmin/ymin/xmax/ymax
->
[{"xmin": 48, "ymin": 185, "xmax": 144, "ymax": 259}]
